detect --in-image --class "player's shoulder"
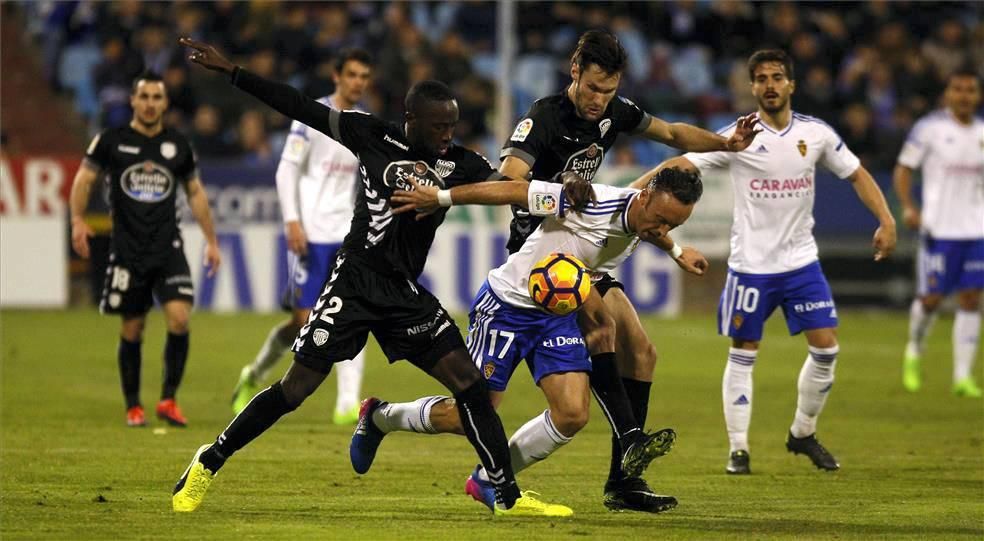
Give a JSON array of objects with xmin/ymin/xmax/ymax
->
[
  {"xmin": 909, "ymin": 109, "xmax": 950, "ymax": 132},
  {"xmin": 791, "ymin": 111, "xmax": 839, "ymax": 138},
  {"xmin": 449, "ymin": 145, "xmax": 496, "ymax": 173},
  {"xmin": 613, "ymin": 94, "xmax": 642, "ymax": 112}
]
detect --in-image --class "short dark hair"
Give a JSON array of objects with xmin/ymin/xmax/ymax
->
[
  {"xmin": 948, "ymin": 65, "xmax": 981, "ymax": 86},
  {"xmin": 334, "ymin": 48, "xmax": 373, "ymax": 73},
  {"xmin": 747, "ymin": 49, "xmax": 795, "ymax": 81},
  {"xmin": 572, "ymin": 29, "xmax": 627, "ymax": 75},
  {"xmin": 647, "ymin": 167, "xmax": 703, "ymax": 205},
  {"xmin": 405, "ymin": 80, "xmax": 455, "ymax": 113},
  {"xmin": 131, "ymin": 70, "xmax": 165, "ymax": 94}
]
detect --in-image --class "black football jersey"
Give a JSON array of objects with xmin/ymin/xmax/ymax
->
[
  {"xmin": 233, "ymin": 68, "xmax": 497, "ymax": 280},
  {"xmin": 500, "ymin": 91, "xmax": 651, "ymax": 253},
  {"xmin": 83, "ymin": 126, "xmax": 199, "ymax": 270}
]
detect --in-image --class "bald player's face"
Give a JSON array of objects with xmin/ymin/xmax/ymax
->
[{"xmin": 408, "ymin": 99, "xmax": 458, "ymax": 157}]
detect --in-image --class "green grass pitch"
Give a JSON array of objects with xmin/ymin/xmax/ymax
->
[{"xmin": 2, "ymin": 309, "xmax": 981, "ymax": 540}]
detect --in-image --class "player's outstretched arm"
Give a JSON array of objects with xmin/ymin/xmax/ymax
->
[
  {"xmin": 642, "ymin": 113, "xmax": 761, "ymax": 152},
  {"xmin": 185, "ymin": 178, "xmax": 222, "ymax": 277},
  {"xmin": 847, "ymin": 165, "xmax": 897, "ymax": 261},
  {"xmin": 180, "ymin": 37, "xmax": 333, "ymax": 141},
  {"xmin": 391, "ymin": 172, "xmax": 594, "ymax": 219},
  {"xmin": 69, "ymin": 164, "xmax": 99, "ymax": 259},
  {"xmin": 892, "ymin": 163, "xmax": 920, "ymax": 230}
]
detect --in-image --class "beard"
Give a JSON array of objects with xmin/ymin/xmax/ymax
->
[{"xmin": 758, "ymin": 95, "xmax": 788, "ymax": 113}]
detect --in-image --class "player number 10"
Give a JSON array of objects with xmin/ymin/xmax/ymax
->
[{"xmin": 734, "ymin": 285, "xmax": 760, "ymax": 313}]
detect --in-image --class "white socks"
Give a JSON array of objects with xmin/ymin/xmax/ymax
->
[
  {"xmin": 905, "ymin": 300, "xmax": 938, "ymax": 359},
  {"xmin": 953, "ymin": 310, "xmax": 981, "ymax": 383},
  {"xmin": 248, "ymin": 322, "xmax": 293, "ymax": 381},
  {"xmin": 790, "ymin": 345, "xmax": 838, "ymax": 439},
  {"xmin": 372, "ymin": 396, "xmax": 446, "ymax": 434},
  {"xmin": 722, "ymin": 348, "xmax": 756, "ymax": 453},
  {"xmin": 478, "ymin": 409, "xmax": 571, "ymax": 481},
  {"xmin": 334, "ymin": 350, "xmax": 365, "ymax": 414}
]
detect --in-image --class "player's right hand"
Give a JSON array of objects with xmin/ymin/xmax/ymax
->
[
  {"xmin": 673, "ymin": 246, "xmax": 708, "ymax": 276},
  {"xmin": 179, "ymin": 37, "xmax": 235, "ymax": 74},
  {"xmin": 285, "ymin": 221, "xmax": 308, "ymax": 256},
  {"xmin": 558, "ymin": 171, "xmax": 595, "ymax": 211},
  {"xmin": 390, "ymin": 177, "xmax": 440, "ymax": 220},
  {"xmin": 71, "ymin": 217, "xmax": 93, "ymax": 259},
  {"xmin": 902, "ymin": 206, "xmax": 920, "ymax": 230}
]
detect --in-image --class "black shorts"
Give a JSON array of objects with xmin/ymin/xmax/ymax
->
[
  {"xmin": 292, "ymin": 251, "xmax": 464, "ymax": 374},
  {"xmin": 99, "ymin": 245, "xmax": 194, "ymax": 315},
  {"xmin": 594, "ymin": 273, "xmax": 625, "ymax": 298}
]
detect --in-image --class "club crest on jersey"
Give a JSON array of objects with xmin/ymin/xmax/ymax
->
[
  {"xmin": 160, "ymin": 141, "xmax": 177, "ymax": 159},
  {"xmin": 435, "ymin": 159, "xmax": 456, "ymax": 178},
  {"xmin": 483, "ymin": 362, "xmax": 496, "ymax": 379},
  {"xmin": 312, "ymin": 328, "xmax": 329, "ymax": 347},
  {"xmin": 383, "ymin": 160, "xmax": 446, "ymax": 191},
  {"xmin": 120, "ymin": 160, "xmax": 174, "ymax": 203},
  {"xmin": 797, "ymin": 139, "xmax": 807, "ymax": 157},
  {"xmin": 562, "ymin": 142, "xmax": 604, "ymax": 181},
  {"xmin": 599, "ymin": 118, "xmax": 612, "ymax": 138},
  {"xmin": 511, "ymin": 118, "xmax": 533, "ymax": 142},
  {"xmin": 732, "ymin": 314, "xmax": 744, "ymax": 329}
]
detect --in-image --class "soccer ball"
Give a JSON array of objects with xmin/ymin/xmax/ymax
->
[{"xmin": 528, "ymin": 253, "xmax": 592, "ymax": 315}]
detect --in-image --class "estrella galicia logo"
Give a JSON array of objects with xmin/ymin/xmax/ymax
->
[
  {"xmin": 382, "ymin": 160, "xmax": 446, "ymax": 191},
  {"xmin": 120, "ymin": 160, "xmax": 174, "ymax": 203},
  {"xmin": 563, "ymin": 143, "xmax": 604, "ymax": 181}
]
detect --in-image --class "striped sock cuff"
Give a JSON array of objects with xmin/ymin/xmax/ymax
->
[
  {"xmin": 728, "ymin": 347, "xmax": 758, "ymax": 366},
  {"xmin": 808, "ymin": 345, "xmax": 839, "ymax": 364},
  {"xmin": 542, "ymin": 409, "xmax": 573, "ymax": 444},
  {"xmin": 418, "ymin": 396, "xmax": 447, "ymax": 434}
]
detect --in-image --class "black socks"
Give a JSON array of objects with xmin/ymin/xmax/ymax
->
[
  {"xmin": 162, "ymin": 332, "xmax": 189, "ymax": 400},
  {"xmin": 608, "ymin": 377, "xmax": 652, "ymax": 483},
  {"xmin": 118, "ymin": 338, "xmax": 142, "ymax": 408},
  {"xmin": 201, "ymin": 382, "xmax": 297, "ymax": 472},
  {"xmin": 454, "ymin": 378, "xmax": 520, "ymax": 508}
]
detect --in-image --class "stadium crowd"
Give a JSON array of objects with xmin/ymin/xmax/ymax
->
[{"xmin": 27, "ymin": 0, "xmax": 984, "ymax": 168}]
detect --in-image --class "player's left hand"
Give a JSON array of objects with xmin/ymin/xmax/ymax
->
[
  {"xmin": 203, "ymin": 241, "xmax": 222, "ymax": 277},
  {"xmin": 725, "ymin": 114, "xmax": 762, "ymax": 152},
  {"xmin": 558, "ymin": 171, "xmax": 596, "ymax": 211},
  {"xmin": 872, "ymin": 223, "xmax": 897, "ymax": 262},
  {"xmin": 180, "ymin": 37, "xmax": 236, "ymax": 74},
  {"xmin": 674, "ymin": 246, "xmax": 709, "ymax": 276},
  {"xmin": 391, "ymin": 177, "xmax": 440, "ymax": 220}
]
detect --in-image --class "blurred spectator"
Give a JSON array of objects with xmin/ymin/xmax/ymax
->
[
  {"xmin": 191, "ymin": 105, "xmax": 236, "ymax": 158},
  {"xmin": 922, "ymin": 19, "xmax": 971, "ymax": 81},
  {"xmin": 839, "ymin": 103, "xmax": 880, "ymax": 169},
  {"xmin": 434, "ymin": 32, "xmax": 474, "ymax": 87},
  {"xmin": 93, "ymin": 36, "xmax": 144, "ymax": 128},
  {"xmin": 236, "ymin": 110, "xmax": 274, "ymax": 166}
]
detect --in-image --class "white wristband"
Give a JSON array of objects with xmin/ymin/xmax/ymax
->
[
  {"xmin": 669, "ymin": 243, "xmax": 684, "ymax": 259},
  {"xmin": 437, "ymin": 189, "xmax": 453, "ymax": 208}
]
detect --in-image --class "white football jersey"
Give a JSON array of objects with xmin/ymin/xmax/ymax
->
[
  {"xmin": 685, "ymin": 112, "xmax": 861, "ymax": 274},
  {"xmin": 488, "ymin": 181, "xmax": 642, "ymax": 309},
  {"xmin": 896, "ymin": 109, "xmax": 984, "ymax": 240},
  {"xmin": 277, "ymin": 97, "xmax": 361, "ymax": 244}
]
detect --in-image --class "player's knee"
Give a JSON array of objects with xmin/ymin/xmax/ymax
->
[
  {"xmin": 582, "ymin": 315, "xmax": 616, "ymax": 354},
  {"xmin": 920, "ymin": 294, "xmax": 943, "ymax": 312},
  {"xmin": 168, "ymin": 316, "xmax": 190, "ymax": 334},
  {"xmin": 629, "ymin": 341, "xmax": 658, "ymax": 375},
  {"xmin": 957, "ymin": 290, "xmax": 981, "ymax": 311},
  {"xmin": 551, "ymin": 406, "xmax": 588, "ymax": 438}
]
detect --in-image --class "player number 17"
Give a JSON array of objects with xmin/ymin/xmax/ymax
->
[{"xmin": 487, "ymin": 329, "xmax": 515, "ymax": 359}]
